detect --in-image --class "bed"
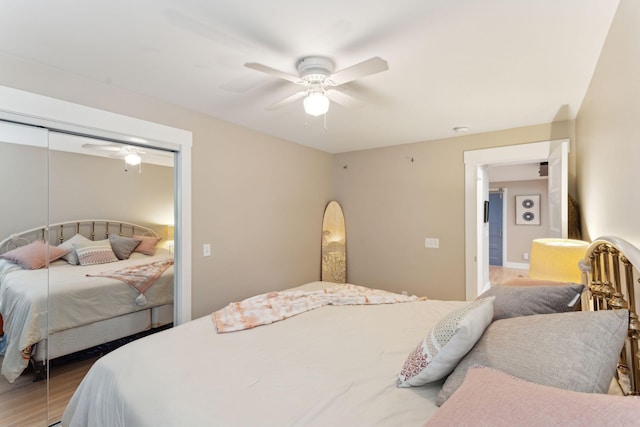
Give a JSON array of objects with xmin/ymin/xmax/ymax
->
[
  {"xmin": 0, "ymin": 220, "xmax": 174, "ymax": 383},
  {"xmin": 62, "ymin": 236, "xmax": 640, "ymax": 426}
]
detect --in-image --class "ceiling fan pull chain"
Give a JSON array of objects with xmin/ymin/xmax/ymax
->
[{"xmin": 323, "ymin": 113, "xmax": 327, "ymax": 133}]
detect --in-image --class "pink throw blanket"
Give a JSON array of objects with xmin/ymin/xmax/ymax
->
[
  {"xmin": 87, "ymin": 259, "xmax": 174, "ymax": 305},
  {"xmin": 212, "ymin": 283, "xmax": 427, "ymax": 333}
]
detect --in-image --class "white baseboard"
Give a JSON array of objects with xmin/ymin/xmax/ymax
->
[{"xmin": 504, "ymin": 261, "xmax": 529, "ymax": 270}]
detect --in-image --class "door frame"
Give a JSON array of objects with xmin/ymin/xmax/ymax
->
[
  {"xmin": 464, "ymin": 139, "xmax": 569, "ymax": 300},
  {"xmin": 0, "ymin": 85, "xmax": 193, "ymax": 324}
]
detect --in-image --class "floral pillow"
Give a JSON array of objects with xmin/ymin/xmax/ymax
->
[{"xmin": 397, "ymin": 297, "xmax": 494, "ymax": 387}]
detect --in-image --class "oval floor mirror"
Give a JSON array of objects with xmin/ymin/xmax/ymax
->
[{"xmin": 321, "ymin": 201, "xmax": 346, "ymax": 283}]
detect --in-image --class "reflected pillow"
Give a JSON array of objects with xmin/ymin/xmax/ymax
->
[
  {"xmin": 73, "ymin": 239, "xmax": 118, "ymax": 266},
  {"xmin": 109, "ymin": 234, "xmax": 141, "ymax": 260},
  {"xmin": 397, "ymin": 297, "xmax": 494, "ymax": 387},
  {"xmin": 0, "ymin": 240, "xmax": 69, "ymax": 269},
  {"xmin": 133, "ymin": 235, "xmax": 162, "ymax": 256},
  {"xmin": 477, "ymin": 284, "xmax": 584, "ymax": 320},
  {"xmin": 427, "ymin": 366, "xmax": 640, "ymax": 426},
  {"xmin": 436, "ymin": 310, "xmax": 629, "ymax": 406},
  {"xmin": 58, "ymin": 233, "xmax": 92, "ymax": 265}
]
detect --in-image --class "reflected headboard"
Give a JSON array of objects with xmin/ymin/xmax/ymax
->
[
  {"xmin": 580, "ymin": 236, "xmax": 640, "ymax": 396},
  {"xmin": 0, "ymin": 219, "xmax": 159, "ymax": 254}
]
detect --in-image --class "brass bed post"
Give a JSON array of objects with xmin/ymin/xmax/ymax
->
[
  {"xmin": 623, "ymin": 257, "xmax": 640, "ymax": 394},
  {"xmin": 608, "ymin": 247, "xmax": 626, "ymax": 310},
  {"xmin": 601, "ymin": 245, "xmax": 613, "ymax": 310},
  {"xmin": 90, "ymin": 222, "xmax": 96, "ymax": 241},
  {"xmin": 590, "ymin": 246, "xmax": 604, "ymax": 310}
]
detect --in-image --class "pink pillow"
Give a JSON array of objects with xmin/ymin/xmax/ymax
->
[
  {"xmin": 426, "ymin": 366, "xmax": 640, "ymax": 426},
  {"xmin": 0, "ymin": 240, "xmax": 69, "ymax": 270},
  {"xmin": 132, "ymin": 235, "xmax": 162, "ymax": 256}
]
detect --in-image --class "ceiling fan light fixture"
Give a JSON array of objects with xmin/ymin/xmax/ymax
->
[
  {"xmin": 125, "ymin": 153, "xmax": 142, "ymax": 165},
  {"xmin": 303, "ymin": 92, "xmax": 330, "ymax": 116}
]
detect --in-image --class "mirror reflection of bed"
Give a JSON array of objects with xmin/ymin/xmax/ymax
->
[{"xmin": 0, "ymin": 134, "xmax": 176, "ymax": 424}]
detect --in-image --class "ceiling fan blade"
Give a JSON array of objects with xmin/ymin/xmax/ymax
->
[
  {"xmin": 244, "ymin": 62, "xmax": 301, "ymax": 84},
  {"xmin": 329, "ymin": 57, "xmax": 388, "ymax": 86},
  {"xmin": 326, "ymin": 89, "xmax": 365, "ymax": 109},
  {"xmin": 266, "ymin": 91, "xmax": 307, "ymax": 110},
  {"xmin": 81, "ymin": 143, "xmax": 122, "ymax": 152}
]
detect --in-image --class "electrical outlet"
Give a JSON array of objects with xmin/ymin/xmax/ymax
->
[
  {"xmin": 523, "ymin": 252, "xmax": 529, "ymax": 260},
  {"xmin": 203, "ymin": 243, "xmax": 211, "ymax": 257}
]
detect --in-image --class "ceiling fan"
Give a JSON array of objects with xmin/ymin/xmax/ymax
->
[
  {"xmin": 245, "ymin": 56, "xmax": 389, "ymax": 116},
  {"xmin": 82, "ymin": 143, "xmax": 149, "ymax": 172}
]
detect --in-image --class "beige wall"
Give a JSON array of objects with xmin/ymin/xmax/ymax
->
[
  {"xmin": 0, "ymin": 49, "xmax": 582, "ymax": 307},
  {"xmin": 333, "ymin": 121, "xmax": 575, "ymax": 300},
  {"xmin": 0, "ymin": 144, "xmax": 174, "ymax": 240},
  {"xmin": 490, "ymin": 180, "xmax": 549, "ymax": 265},
  {"xmin": 0, "ymin": 142, "xmax": 48, "ymax": 238},
  {"xmin": 576, "ymin": 0, "xmax": 640, "ymax": 247},
  {"xmin": 0, "ymin": 53, "xmax": 333, "ymax": 318}
]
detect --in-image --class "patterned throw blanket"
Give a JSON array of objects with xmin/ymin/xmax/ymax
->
[
  {"xmin": 87, "ymin": 259, "xmax": 174, "ymax": 306},
  {"xmin": 212, "ymin": 283, "xmax": 427, "ymax": 333}
]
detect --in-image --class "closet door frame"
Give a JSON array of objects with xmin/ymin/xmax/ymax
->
[{"xmin": 0, "ymin": 85, "xmax": 193, "ymax": 325}]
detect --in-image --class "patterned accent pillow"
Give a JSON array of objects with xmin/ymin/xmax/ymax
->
[
  {"xmin": 58, "ymin": 233, "xmax": 92, "ymax": 265},
  {"xmin": 397, "ymin": 297, "xmax": 494, "ymax": 387},
  {"xmin": 132, "ymin": 235, "xmax": 162, "ymax": 256},
  {"xmin": 73, "ymin": 239, "xmax": 119, "ymax": 266},
  {"xmin": 0, "ymin": 240, "xmax": 69, "ymax": 270}
]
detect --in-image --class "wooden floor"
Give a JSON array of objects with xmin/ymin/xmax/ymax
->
[
  {"xmin": 489, "ymin": 265, "xmax": 528, "ymax": 285},
  {"xmin": 0, "ymin": 355, "xmax": 97, "ymax": 427}
]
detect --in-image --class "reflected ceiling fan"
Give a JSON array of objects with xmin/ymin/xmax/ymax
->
[
  {"xmin": 245, "ymin": 56, "xmax": 388, "ymax": 116},
  {"xmin": 81, "ymin": 143, "xmax": 153, "ymax": 172}
]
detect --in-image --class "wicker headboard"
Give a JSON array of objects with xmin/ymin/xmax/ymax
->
[
  {"xmin": 0, "ymin": 220, "xmax": 159, "ymax": 254},
  {"xmin": 580, "ymin": 236, "xmax": 640, "ymax": 396}
]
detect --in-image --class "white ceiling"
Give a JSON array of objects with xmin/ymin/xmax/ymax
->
[{"xmin": 0, "ymin": 0, "xmax": 620, "ymax": 154}]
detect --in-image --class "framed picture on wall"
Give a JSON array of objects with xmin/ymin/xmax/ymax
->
[{"xmin": 515, "ymin": 194, "xmax": 540, "ymax": 225}]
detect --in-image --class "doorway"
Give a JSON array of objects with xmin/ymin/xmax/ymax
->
[{"xmin": 464, "ymin": 140, "xmax": 569, "ymax": 299}]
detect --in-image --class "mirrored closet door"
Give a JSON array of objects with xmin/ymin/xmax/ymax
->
[
  {"xmin": 46, "ymin": 133, "xmax": 177, "ymax": 425},
  {"xmin": 0, "ymin": 121, "xmax": 50, "ymax": 425},
  {"xmin": 0, "ymin": 121, "xmax": 178, "ymax": 425}
]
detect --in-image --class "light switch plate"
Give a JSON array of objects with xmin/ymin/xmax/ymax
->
[{"xmin": 425, "ymin": 238, "xmax": 440, "ymax": 249}]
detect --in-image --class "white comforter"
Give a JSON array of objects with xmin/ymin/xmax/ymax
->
[
  {"xmin": 63, "ymin": 283, "xmax": 465, "ymax": 427},
  {"xmin": 0, "ymin": 249, "xmax": 173, "ymax": 383}
]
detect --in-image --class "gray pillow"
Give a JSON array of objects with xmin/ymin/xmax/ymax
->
[
  {"xmin": 478, "ymin": 284, "xmax": 584, "ymax": 320},
  {"xmin": 58, "ymin": 233, "xmax": 92, "ymax": 265},
  {"xmin": 436, "ymin": 309, "xmax": 629, "ymax": 406},
  {"xmin": 109, "ymin": 234, "xmax": 141, "ymax": 260}
]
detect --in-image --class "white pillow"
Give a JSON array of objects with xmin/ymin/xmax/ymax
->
[
  {"xmin": 58, "ymin": 233, "xmax": 92, "ymax": 265},
  {"xmin": 397, "ymin": 296, "xmax": 494, "ymax": 387}
]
